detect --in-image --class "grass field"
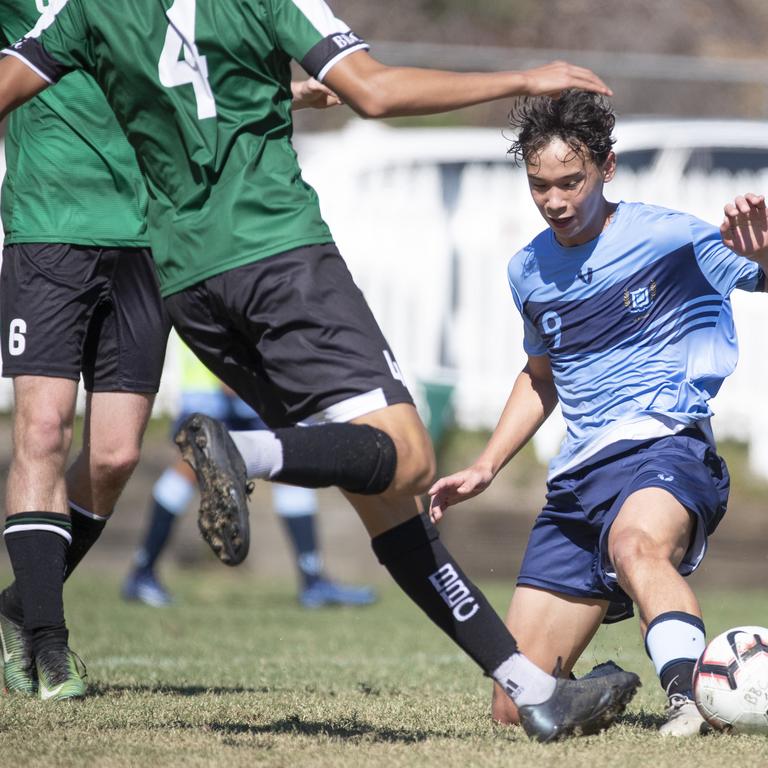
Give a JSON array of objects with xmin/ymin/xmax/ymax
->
[{"xmin": 1, "ymin": 571, "xmax": 766, "ymax": 768}]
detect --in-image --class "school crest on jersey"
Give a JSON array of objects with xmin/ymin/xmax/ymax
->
[{"xmin": 624, "ymin": 280, "xmax": 657, "ymax": 315}]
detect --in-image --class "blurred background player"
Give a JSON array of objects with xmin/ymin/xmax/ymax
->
[{"xmin": 123, "ymin": 343, "xmax": 375, "ymax": 609}]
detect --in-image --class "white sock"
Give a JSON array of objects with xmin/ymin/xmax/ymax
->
[
  {"xmin": 152, "ymin": 468, "xmax": 196, "ymax": 514},
  {"xmin": 230, "ymin": 429, "xmax": 284, "ymax": 479},
  {"xmin": 645, "ymin": 612, "xmax": 706, "ymax": 676},
  {"xmin": 492, "ymin": 653, "xmax": 557, "ymax": 706}
]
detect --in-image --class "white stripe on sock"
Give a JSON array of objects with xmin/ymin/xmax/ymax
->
[
  {"xmin": 68, "ymin": 501, "xmax": 110, "ymax": 522},
  {"xmin": 3, "ymin": 523, "xmax": 72, "ymax": 544}
]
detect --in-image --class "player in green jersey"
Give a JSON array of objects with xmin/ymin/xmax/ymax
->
[
  {"xmin": 0, "ymin": 0, "xmax": 641, "ymax": 740},
  {"xmin": 0, "ymin": 0, "xmax": 169, "ymax": 702},
  {"xmin": 0, "ymin": 1, "xmax": 340, "ymax": 702}
]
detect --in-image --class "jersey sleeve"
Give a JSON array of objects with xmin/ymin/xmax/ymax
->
[
  {"xmin": 687, "ymin": 214, "xmax": 765, "ymax": 296},
  {"xmin": 508, "ymin": 259, "xmax": 548, "ymax": 357},
  {"xmin": 2, "ymin": 0, "xmax": 93, "ymax": 84},
  {"xmin": 268, "ymin": 0, "xmax": 369, "ymax": 81}
]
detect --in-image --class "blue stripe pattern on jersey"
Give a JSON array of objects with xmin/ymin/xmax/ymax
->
[{"xmin": 507, "ymin": 201, "xmax": 763, "ymax": 476}]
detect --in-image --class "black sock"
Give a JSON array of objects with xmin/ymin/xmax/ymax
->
[
  {"xmin": 280, "ymin": 513, "xmax": 322, "ymax": 588},
  {"xmin": 274, "ymin": 424, "xmax": 397, "ymax": 495},
  {"xmin": 3, "ymin": 512, "xmax": 70, "ymax": 656},
  {"xmin": 0, "ymin": 582, "xmax": 23, "ymax": 625},
  {"xmin": 1, "ymin": 504, "xmax": 109, "ymax": 622},
  {"xmin": 661, "ymin": 659, "xmax": 696, "ymax": 698},
  {"xmin": 134, "ymin": 500, "xmax": 176, "ymax": 574},
  {"xmin": 371, "ymin": 513, "xmax": 517, "ymax": 675},
  {"xmin": 65, "ymin": 504, "xmax": 108, "ymax": 580}
]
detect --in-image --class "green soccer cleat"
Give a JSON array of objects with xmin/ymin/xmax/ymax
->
[
  {"xmin": 35, "ymin": 646, "xmax": 86, "ymax": 701},
  {"xmin": 0, "ymin": 609, "xmax": 37, "ymax": 695}
]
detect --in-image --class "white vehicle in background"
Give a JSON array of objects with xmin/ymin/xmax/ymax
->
[
  {"xmin": 614, "ymin": 118, "xmax": 768, "ymax": 178},
  {"xmin": 610, "ymin": 118, "xmax": 768, "ymax": 225}
]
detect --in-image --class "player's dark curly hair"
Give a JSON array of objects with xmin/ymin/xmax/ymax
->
[{"xmin": 508, "ymin": 89, "xmax": 616, "ymax": 167}]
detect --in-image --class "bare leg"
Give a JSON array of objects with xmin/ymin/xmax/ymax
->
[
  {"xmin": 491, "ymin": 586, "xmax": 606, "ymax": 725},
  {"xmin": 66, "ymin": 391, "xmax": 155, "ymax": 516},
  {"xmin": 608, "ymin": 487, "xmax": 706, "ymax": 735},
  {"xmin": 6, "ymin": 376, "xmax": 78, "ymax": 516}
]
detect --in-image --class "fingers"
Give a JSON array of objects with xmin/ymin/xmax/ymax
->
[
  {"xmin": 565, "ymin": 64, "xmax": 613, "ymax": 96},
  {"xmin": 428, "ymin": 495, "xmax": 444, "ymax": 524},
  {"xmin": 721, "ymin": 192, "xmax": 768, "ymax": 257},
  {"xmin": 528, "ymin": 61, "xmax": 613, "ymax": 97}
]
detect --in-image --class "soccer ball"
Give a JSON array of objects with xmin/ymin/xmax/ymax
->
[{"xmin": 693, "ymin": 625, "xmax": 768, "ymax": 734}]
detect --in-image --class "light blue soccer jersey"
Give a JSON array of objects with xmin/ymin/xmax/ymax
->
[{"xmin": 508, "ymin": 201, "xmax": 765, "ymax": 478}]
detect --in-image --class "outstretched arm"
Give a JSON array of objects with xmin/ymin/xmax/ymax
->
[
  {"xmin": 0, "ymin": 54, "xmax": 49, "ymax": 121},
  {"xmin": 428, "ymin": 355, "xmax": 558, "ymax": 522},
  {"xmin": 720, "ymin": 193, "xmax": 768, "ymax": 273},
  {"xmin": 322, "ymin": 53, "xmax": 611, "ymax": 119}
]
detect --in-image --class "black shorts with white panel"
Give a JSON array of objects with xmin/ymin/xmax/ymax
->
[
  {"xmin": 0, "ymin": 243, "xmax": 170, "ymax": 392},
  {"xmin": 165, "ymin": 243, "xmax": 414, "ymax": 428}
]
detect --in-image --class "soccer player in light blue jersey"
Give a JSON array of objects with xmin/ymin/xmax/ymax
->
[{"xmin": 429, "ymin": 90, "xmax": 768, "ymax": 737}]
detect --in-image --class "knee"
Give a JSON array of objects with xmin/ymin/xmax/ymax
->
[
  {"xmin": 610, "ymin": 529, "xmax": 657, "ymax": 585},
  {"xmin": 15, "ymin": 410, "xmax": 71, "ymax": 465},
  {"xmin": 91, "ymin": 444, "xmax": 141, "ymax": 487},
  {"xmin": 391, "ymin": 430, "xmax": 435, "ymax": 496}
]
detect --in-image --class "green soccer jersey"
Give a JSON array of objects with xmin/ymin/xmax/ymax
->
[
  {"xmin": 0, "ymin": 0, "xmax": 149, "ymax": 246},
  {"xmin": 5, "ymin": 0, "xmax": 369, "ymax": 296}
]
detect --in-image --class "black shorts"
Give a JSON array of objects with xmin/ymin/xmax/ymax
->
[
  {"xmin": 165, "ymin": 243, "xmax": 414, "ymax": 428},
  {"xmin": 0, "ymin": 243, "xmax": 170, "ymax": 392}
]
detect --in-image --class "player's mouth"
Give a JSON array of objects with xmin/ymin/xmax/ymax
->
[{"xmin": 549, "ymin": 216, "xmax": 574, "ymax": 229}]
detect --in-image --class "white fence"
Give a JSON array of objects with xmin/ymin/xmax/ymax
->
[{"xmin": 2, "ymin": 119, "xmax": 768, "ymax": 475}]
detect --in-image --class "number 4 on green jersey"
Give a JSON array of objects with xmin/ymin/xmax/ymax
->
[{"xmin": 158, "ymin": 0, "xmax": 216, "ymax": 120}]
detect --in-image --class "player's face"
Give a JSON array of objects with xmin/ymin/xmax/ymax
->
[{"xmin": 526, "ymin": 138, "xmax": 616, "ymax": 247}]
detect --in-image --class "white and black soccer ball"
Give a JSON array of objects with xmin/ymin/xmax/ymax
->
[{"xmin": 693, "ymin": 625, "xmax": 768, "ymax": 734}]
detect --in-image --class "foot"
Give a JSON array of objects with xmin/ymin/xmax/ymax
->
[
  {"xmin": 0, "ymin": 609, "xmax": 36, "ymax": 694},
  {"xmin": 122, "ymin": 570, "xmax": 174, "ymax": 607},
  {"xmin": 300, "ymin": 578, "xmax": 377, "ymax": 608},
  {"xmin": 517, "ymin": 670, "xmax": 640, "ymax": 743},
  {"xmin": 36, "ymin": 646, "xmax": 86, "ymax": 701},
  {"xmin": 580, "ymin": 660, "xmax": 627, "ymax": 680},
  {"xmin": 174, "ymin": 413, "xmax": 251, "ymax": 566},
  {"xmin": 659, "ymin": 693, "xmax": 712, "ymax": 737}
]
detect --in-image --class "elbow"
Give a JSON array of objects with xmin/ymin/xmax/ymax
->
[
  {"xmin": 348, "ymin": 93, "xmax": 391, "ymax": 119},
  {"xmin": 343, "ymin": 76, "xmax": 397, "ymax": 119}
]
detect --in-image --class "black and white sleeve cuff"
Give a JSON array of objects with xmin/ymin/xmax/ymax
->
[
  {"xmin": 300, "ymin": 32, "xmax": 369, "ymax": 82},
  {"xmin": 2, "ymin": 37, "xmax": 72, "ymax": 84}
]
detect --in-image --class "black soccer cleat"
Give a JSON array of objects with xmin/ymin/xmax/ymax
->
[
  {"xmin": 517, "ymin": 670, "xmax": 640, "ymax": 743},
  {"xmin": 174, "ymin": 413, "xmax": 251, "ymax": 566}
]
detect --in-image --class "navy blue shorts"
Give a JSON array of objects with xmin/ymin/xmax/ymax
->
[{"xmin": 517, "ymin": 431, "xmax": 730, "ymax": 620}]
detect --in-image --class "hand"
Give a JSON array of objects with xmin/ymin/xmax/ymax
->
[
  {"xmin": 521, "ymin": 60, "xmax": 612, "ymax": 98},
  {"xmin": 720, "ymin": 193, "xmax": 768, "ymax": 260},
  {"xmin": 427, "ymin": 465, "xmax": 494, "ymax": 524},
  {"xmin": 291, "ymin": 78, "xmax": 343, "ymax": 110}
]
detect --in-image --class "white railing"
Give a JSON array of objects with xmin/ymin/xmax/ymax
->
[{"xmin": 3, "ymin": 120, "xmax": 768, "ymax": 475}]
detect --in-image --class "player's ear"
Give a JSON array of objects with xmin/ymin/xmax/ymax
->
[{"xmin": 602, "ymin": 151, "xmax": 617, "ymax": 183}]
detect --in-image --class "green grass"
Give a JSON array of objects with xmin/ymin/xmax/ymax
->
[{"xmin": 1, "ymin": 572, "xmax": 767, "ymax": 767}]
